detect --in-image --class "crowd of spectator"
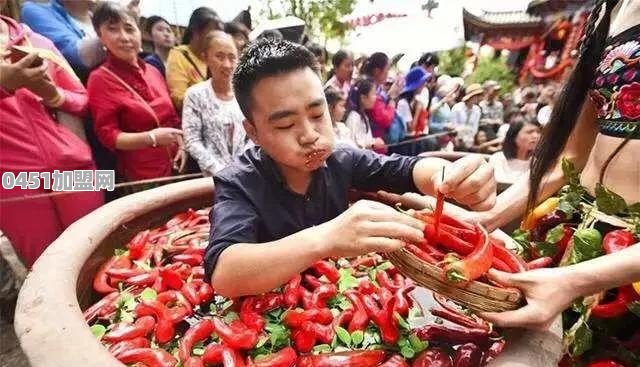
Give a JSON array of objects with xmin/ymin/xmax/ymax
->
[{"xmin": 0, "ymin": 0, "xmax": 557, "ymax": 267}]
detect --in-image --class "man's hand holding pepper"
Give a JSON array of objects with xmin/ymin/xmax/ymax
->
[{"xmin": 317, "ymin": 200, "xmax": 425, "ymax": 258}]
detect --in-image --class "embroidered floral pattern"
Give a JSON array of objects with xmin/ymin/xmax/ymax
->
[{"xmin": 589, "ymin": 27, "xmax": 640, "ymax": 136}]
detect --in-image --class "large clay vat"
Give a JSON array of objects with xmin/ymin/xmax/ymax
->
[{"xmin": 14, "ymin": 178, "xmax": 562, "ymax": 366}]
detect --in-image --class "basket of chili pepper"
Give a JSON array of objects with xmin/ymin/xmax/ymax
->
[{"xmin": 386, "ymin": 208, "xmax": 525, "ymax": 313}]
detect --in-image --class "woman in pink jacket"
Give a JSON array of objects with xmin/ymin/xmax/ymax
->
[{"xmin": 0, "ymin": 15, "xmax": 103, "ymax": 266}]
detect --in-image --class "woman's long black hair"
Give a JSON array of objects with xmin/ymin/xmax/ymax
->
[
  {"xmin": 346, "ymin": 78, "xmax": 376, "ymax": 131},
  {"xmin": 182, "ymin": 7, "xmax": 223, "ymax": 44},
  {"xmin": 326, "ymin": 50, "xmax": 352, "ymax": 81},
  {"xmin": 527, "ymin": 0, "xmax": 618, "ymax": 210},
  {"xmin": 504, "ymin": 120, "xmax": 541, "ymax": 160},
  {"xmin": 361, "ymin": 52, "xmax": 389, "ymax": 79}
]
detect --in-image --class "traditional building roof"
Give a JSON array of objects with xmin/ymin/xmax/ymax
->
[
  {"xmin": 527, "ymin": 0, "xmax": 593, "ymax": 16},
  {"xmin": 462, "ymin": 8, "xmax": 544, "ymax": 40}
]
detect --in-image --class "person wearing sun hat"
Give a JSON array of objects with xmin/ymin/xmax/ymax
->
[
  {"xmin": 451, "ymin": 83, "xmax": 484, "ymax": 150},
  {"xmin": 397, "ymin": 67, "xmax": 432, "ymax": 135}
]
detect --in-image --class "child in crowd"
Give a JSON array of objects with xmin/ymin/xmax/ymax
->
[{"xmin": 324, "ymin": 87, "xmax": 355, "ymax": 147}]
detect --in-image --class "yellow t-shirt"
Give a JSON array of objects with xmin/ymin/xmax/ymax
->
[{"xmin": 166, "ymin": 45, "xmax": 207, "ymax": 110}]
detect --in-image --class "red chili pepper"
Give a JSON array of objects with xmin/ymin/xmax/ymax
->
[
  {"xmin": 191, "ymin": 266, "xmax": 205, "ymax": 279},
  {"xmin": 301, "ymin": 288, "xmax": 314, "ymax": 310},
  {"xmin": 443, "ymin": 225, "xmax": 493, "ymax": 283},
  {"xmin": 425, "ymin": 224, "xmax": 475, "ymax": 255},
  {"xmin": 591, "ymin": 285, "xmax": 640, "ymax": 318},
  {"xmin": 361, "ymin": 294, "xmax": 399, "ymax": 344},
  {"xmin": 283, "ymin": 308, "xmax": 333, "ymax": 328},
  {"xmin": 172, "ymin": 253, "xmax": 203, "ymax": 266},
  {"xmin": 603, "ymin": 230, "xmax": 636, "ymax": 254},
  {"xmin": 415, "ymin": 324, "xmax": 489, "ymax": 345},
  {"xmin": 240, "ymin": 297, "xmax": 266, "ymax": 331},
  {"xmin": 212, "ymin": 317, "xmax": 259, "ymax": 350},
  {"xmin": 430, "ymin": 308, "xmax": 489, "ymax": 331},
  {"xmin": 126, "ymin": 269, "xmax": 160, "ymax": 287},
  {"xmin": 412, "ymin": 348, "xmax": 452, "ymax": 367},
  {"xmin": 93, "ymin": 255, "xmax": 131, "ymax": 294},
  {"xmin": 160, "ymin": 268, "xmax": 185, "ymax": 290},
  {"xmin": 586, "ymin": 361, "xmax": 626, "ymax": 367},
  {"xmin": 181, "ymin": 282, "xmax": 201, "ymax": 306},
  {"xmin": 283, "ymin": 275, "xmax": 302, "ymax": 307},
  {"xmin": 156, "ymin": 290, "xmax": 193, "ymax": 323},
  {"xmin": 310, "ymin": 284, "xmax": 337, "ymax": 309},
  {"xmin": 553, "ymin": 225, "xmax": 574, "ymax": 262},
  {"xmin": 202, "ymin": 343, "xmax": 224, "ymax": 365},
  {"xmin": 165, "ymin": 209, "xmax": 195, "ymax": 229},
  {"xmin": 376, "ymin": 271, "xmax": 404, "ymax": 291},
  {"xmin": 135, "ymin": 300, "xmax": 175, "ymax": 344},
  {"xmin": 247, "ymin": 347, "xmax": 297, "ymax": 367},
  {"xmin": 358, "ymin": 279, "xmax": 377, "ymax": 295},
  {"xmin": 178, "ymin": 318, "xmax": 215, "ymax": 361},
  {"xmin": 184, "ymin": 356, "xmax": 204, "ymax": 367},
  {"xmin": 480, "ymin": 339, "xmax": 505, "ymax": 365},
  {"xmin": 103, "ymin": 315, "xmax": 156, "ymax": 343},
  {"xmin": 252, "ymin": 292, "xmax": 283, "ymax": 313},
  {"xmin": 221, "ymin": 346, "xmax": 246, "ymax": 367},
  {"xmin": 116, "ymin": 347, "xmax": 177, "ymax": 367},
  {"xmin": 490, "ymin": 238, "xmax": 526, "ymax": 273},
  {"xmin": 107, "ymin": 337, "xmax": 150, "ymax": 358},
  {"xmin": 378, "ymin": 354, "xmax": 409, "ymax": 367},
  {"xmin": 434, "ymin": 175, "xmax": 445, "ymax": 238},
  {"xmin": 526, "ymin": 256, "xmax": 554, "ymax": 270},
  {"xmin": 297, "ymin": 350, "xmax": 387, "ymax": 367},
  {"xmin": 196, "ymin": 281, "xmax": 214, "ymax": 304},
  {"xmin": 405, "ymin": 244, "xmax": 439, "ymax": 265},
  {"xmin": 304, "ymin": 274, "xmax": 325, "ymax": 290},
  {"xmin": 128, "ymin": 230, "xmax": 150, "ymax": 260},
  {"xmin": 292, "ymin": 328, "xmax": 316, "ymax": 353},
  {"xmin": 153, "ymin": 241, "xmax": 165, "ymax": 267},
  {"xmin": 83, "ymin": 292, "xmax": 119, "ymax": 322},
  {"xmin": 344, "ymin": 290, "xmax": 369, "ymax": 333},
  {"xmin": 350, "ymin": 256, "xmax": 379, "ymax": 269},
  {"xmin": 312, "ymin": 260, "xmax": 341, "ymax": 283},
  {"xmin": 451, "ymin": 343, "xmax": 481, "ymax": 367},
  {"xmin": 377, "ymin": 286, "xmax": 394, "ymax": 306},
  {"xmin": 490, "ymin": 257, "xmax": 513, "ymax": 273}
]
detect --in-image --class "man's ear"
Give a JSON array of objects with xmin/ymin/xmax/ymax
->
[{"xmin": 243, "ymin": 119, "xmax": 259, "ymax": 145}]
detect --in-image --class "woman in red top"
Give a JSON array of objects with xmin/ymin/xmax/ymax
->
[
  {"xmin": 0, "ymin": 15, "xmax": 103, "ymax": 266},
  {"xmin": 87, "ymin": 2, "xmax": 185, "ymax": 181}
]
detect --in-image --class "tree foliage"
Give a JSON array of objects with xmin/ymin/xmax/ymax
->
[
  {"xmin": 467, "ymin": 56, "xmax": 516, "ymax": 94},
  {"xmin": 438, "ymin": 47, "xmax": 466, "ymax": 77},
  {"xmin": 260, "ymin": 0, "xmax": 357, "ymax": 41}
]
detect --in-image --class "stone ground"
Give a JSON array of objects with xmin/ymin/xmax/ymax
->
[{"xmin": 0, "ymin": 235, "xmax": 29, "ymax": 367}]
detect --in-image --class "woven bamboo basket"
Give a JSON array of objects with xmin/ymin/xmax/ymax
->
[{"xmin": 387, "ymin": 248, "xmax": 524, "ymax": 313}]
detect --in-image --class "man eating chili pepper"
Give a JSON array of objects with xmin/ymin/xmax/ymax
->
[{"xmin": 204, "ymin": 39, "xmax": 497, "ymax": 297}]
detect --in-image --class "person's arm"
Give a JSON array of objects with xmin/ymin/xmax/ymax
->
[
  {"xmin": 475, "ymin": 100, "xmax": 599, "ymax": 231},
  {"xmin": 208, "ymin": 179, "xmax": 426, "ymax": 297},
  {"xmin": 20, "ymin": 3, "xmax": 104, "ymax": 71},
  {"xmin": 182, "ymin": 90, "xmax": 219, "ymax": 174},
  {"xmin": 88, "ymin": 72, "xmax": 181, "ymax": 151},
  {"xmin": 481, "ymin": 243, "xmax": 640, "ymax": 330},
  {"xmin": 165, "ymin": 49, "xmax": 189, "ymax": 110},
  {"xmin": 48, "ymin": 53, "xmax": 88, "ymax": 117}
]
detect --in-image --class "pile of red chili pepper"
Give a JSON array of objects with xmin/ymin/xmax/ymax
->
[
  {"xmin": 512, "ymin": 159, "xmax": 640, "ymax": 367},
  {"xmin": 401, "ymin": 209, "xmax": 529, "ymax": 284},
  {"xmin": 85, "ymin": 208, "xmax": 506, "ymax": 367}
]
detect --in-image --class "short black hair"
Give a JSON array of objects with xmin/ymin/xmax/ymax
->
[
  {"xmin": 418, "ymin": 52, "xmax": 439, "ymax": 67},
  {"xmin": 92, "ymin": 1, "xmax": 136, "ymax": 33},
  {"xmin": 306, "ymin": 42, "xmax": 326, "ymax": 62},
  {"xmin": 361, "ymin": 52, "xmax": 388, "ymax": 77},
  {"xmin": 145, "ymin": 15, "xmax": 169, "ymax": 35},
  {"xmin": 258, "ymin": 29, "xmax": 283, "ymax": 42},
  {"xmin": 183, "ymin": 7, "xmax": 223, "ymax": 44},
  {"xmin": 233, "ymin": 38, "xmax": 319, "ymax": 120},
  {"xmin": 324, "ymin": 86, "xmax": 345, "ymax": 109},
  {"xmin": 224, "ymin": 21, "xmax": 249, "ymax": 39}
]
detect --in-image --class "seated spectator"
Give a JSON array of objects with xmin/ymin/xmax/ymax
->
[
  {"xmin": 143, "ymin": 15, "xmax": 176, "ymax": 77},
  {"xmin": 397, "ymin": 67, "xmax": 431, "ymax": 135},
  {"xmin": 20, "ymin": 0, "xmax": 138, "ymax": 81},
  {"xmin": 361, "ymin": 52, "xmax": 396, "ymax": 140},
  {"xmin": 324, "ymin": 87, "xmax": 355, "ymax": 146},
  {"xmin": 451, "ymin": 84, "xmax": 483, "ymax": 150},
  {"xmin": 182, "ymin": 31, "xmax": 246, "ymax": 176},
  {"xmin": 471, "ymin": 130, "xmax": 501, "ymax": 154},
  {"xmin": 488, "ymin": 120, "xmax": 541, "ymax": 184},
  {"xmin": 429, "ymin": 78, "xmax": 459, "ymax": 133},
  {"xmin": 345, "ymin": 78, "xmax": 385, "ymax": 150},
  {"xmin": 224, "ymin": 21, "xmax": 249, "ymax": 53},
  {"xmin": 479, "ymin": 80, "xmax": 503, "ymax": 137},
  {"xmin": 0, "ymin": 14, "xmax": 103, "ymax": 266},
  {"xmin": 324, "ymin": 49, "xmax": 353, "ymax": 96},
  {"xmin": 166, "ymin": 7, "xmax": 223, "ymax": 110},
  {"xmin": 88, "ymin": 2, "xmax": 184, "ymax": 182}
]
